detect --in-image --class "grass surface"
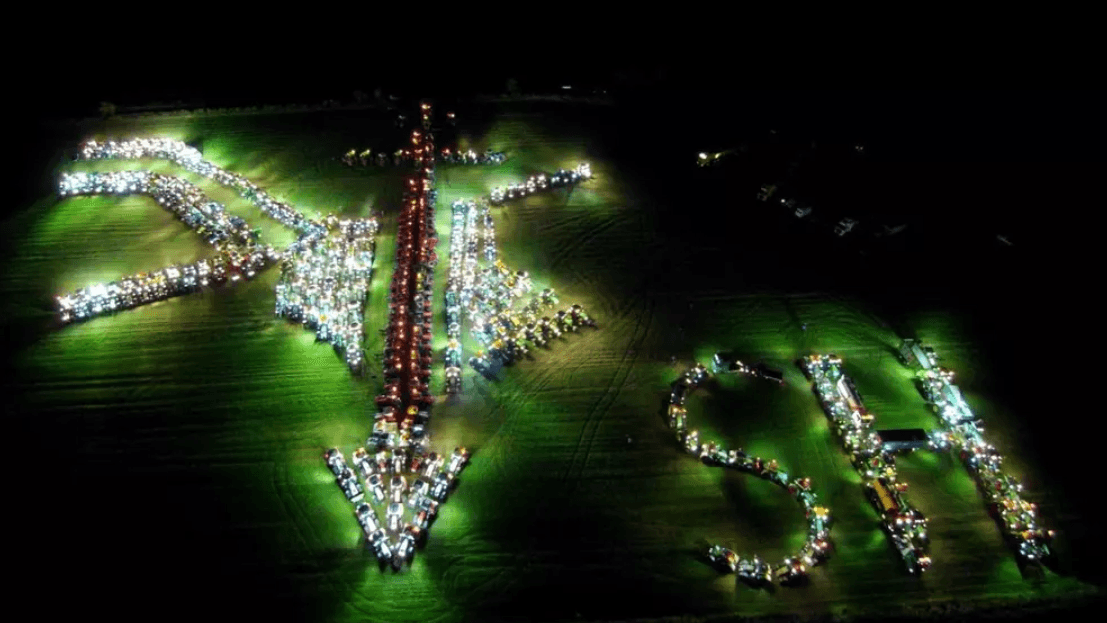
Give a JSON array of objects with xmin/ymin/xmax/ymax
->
[{"xmin": 5, "ymin": 104, "xmax": 1100, "ymax": 623}]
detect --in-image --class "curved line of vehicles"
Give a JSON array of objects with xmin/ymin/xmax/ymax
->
[{"xmin": 669, "ymin": 363, "xmax": 834, "ymax": 587}]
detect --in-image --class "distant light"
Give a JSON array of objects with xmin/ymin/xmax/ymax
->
[
  {"xmin": 699, "ymin": 153, "xmax": 707, "ymax": 159},
  {"xmin": 562, "ymin": 85, "xmax": 572, "ymax": 90}
]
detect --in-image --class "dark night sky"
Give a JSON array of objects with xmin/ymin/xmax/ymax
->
[{"xmin": 20, "ymin": 58, "xmax": 1103, "ymax": 163}]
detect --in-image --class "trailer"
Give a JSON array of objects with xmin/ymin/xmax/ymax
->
[
  {"xmin": 868, "ymin": 478, "xmax": 899, "ymax": 516},
  {"xmin": 835, "ymin": 375, "xmax": 864, "ymax": 413},
  {"xmin": 712, "ymin": 352, "xmax": 747, "ymax": 374},
  {"xmin": 876, "ymin": 429, "xmax": 931, "ymax": 452},
  {"xmin": 752, "ymin": 362, "xmax": 784, "ymax": 384}
]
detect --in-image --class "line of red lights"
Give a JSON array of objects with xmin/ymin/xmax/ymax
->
[{"xmin": 376, "ymin": 102, "xmax": 438, "ymax": 428}]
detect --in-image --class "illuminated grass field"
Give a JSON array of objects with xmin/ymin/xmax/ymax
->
[{"xmin": 5, "ymin": 104, "xmax": 1100, "ymax": 622}]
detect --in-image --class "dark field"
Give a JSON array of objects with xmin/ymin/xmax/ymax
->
[{"xmin": 4, "ymin": 99, "xmax": 1102, "ymax": 622}]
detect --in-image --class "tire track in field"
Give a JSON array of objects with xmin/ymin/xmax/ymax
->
[
  {"xmin": 478, "ymin": 197, "xmax": 629, "ymax": 475},
  {"xmin": 480, "ymin": 361, "xmax": 559, "ymax": 478},
  {"xmin": 544, "ymin": 213, "xmax": 622, "ymax": 274},
  {"xmin": 272, "ymin": 460, "xmax": 314, "ymax": 557},
  {"xmin": 533, "ymin": 211, "xmax": 584, "ymax": 237},
  {"xmin": 282, "ymin": 459, "xmax": 364, "ymax": 606},
  {"xmin": 554, "ymin": 212, "xmax": 643, "ymax": 323},
  {"xmin": 274, "ymin": 458, "xmax": 360, "ymax": 611},
  {"xmin": 530, "ymin": 206, "xmax": 590, "ymax": 241},
  {"xmin": 554, "ymin": 323, "xmax": 632, "ymax": 484},
  {"xmin": 562, "ymin": 297, "xmax": 654, "ymax": 483},
  {"xmin": 481, "ymin": 325, "xmax": 600, "ymax": 479}
]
